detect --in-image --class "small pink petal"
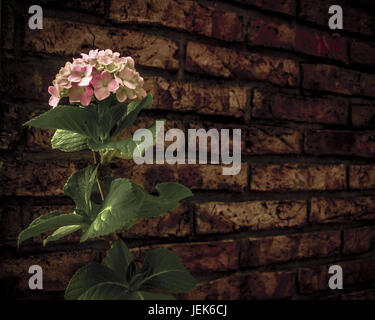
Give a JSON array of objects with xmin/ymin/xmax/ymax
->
[
  {"xmin": 94, "ymin": 87, "xmax": 110, "ymax": 101},
  {"xmin": 108, "ymin": 79, "xmax": 119, "ymax": 92},
  {"xmin": 49, "ymin": 95, "xmax": 60, "ymax": 108},
  {"xmin": 78, "ymin": 76, "xmax": 92, "ymax": 87},
  {"xmin": 123, "ymin": 80, "xmax": 136, "ymax": 90},
  {"xmin": 48, "ymin": 86, "xmax": 59, "ymax": 97},
  {"xmin": 80, "ymin": 87, "xmax": 94, "ymax": 106}
]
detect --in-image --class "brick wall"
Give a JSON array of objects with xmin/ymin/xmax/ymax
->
[{"xmin": 1, "ymin": 0, "xmax": 375, "ymax": 300}]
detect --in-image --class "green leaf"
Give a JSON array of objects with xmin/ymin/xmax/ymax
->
[
  {"xmin": 104, "ymin": 240, "xmax": 134, "ymax": 283},
  {"xmin": 63, "ymin": 165, "xmax": 99, "ymax": 219},
  {"xmin": 51, "ymin": 129, "xmax": 88, "ymax": 152},
  {"xmin": 42, "ymin": 225, "xmax": 82, "ymax": 246},
  {"xmin": 138, "ymin": 182, "xmax": 193, "ymax": 218},
  {"xmin": 18, "ymin": 211, "xmax": 88, "ymax": 246},
  {"xmin": 80, "ymin": 178, "xmax": 145, "ymax": 242},
  {"xmin": 88, "ymin": 121, "xmax": 159, "ymax": 159},
  {"xmin": 24, "ymin": 105, "xmax": 99, "ymax": 139},
  {"xmin": 65, "ymin": 263, "xmax": 122, "ymax": 300},
  {"xmin": 98, "ymin": 102, "xmax": 128, "ymax": 141},
  {"xmin": 135, "ymin": 248, "xmax": 197, "ymax": 293},
  {"xmin": 77, "ymin": 282, "xmax": 130, "ymax": 300},
  {"xmin": 111, "ymin": 94, "xmax": 153, "ymax": 136}
]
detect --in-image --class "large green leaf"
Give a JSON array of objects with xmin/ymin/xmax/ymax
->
[
  {"xmin": 42, "ymin": 225, "xmax": 82, "ymax": 246},
  {"xmin": 134, "ymin": 248, "xmax": 197, "ymax": 293},
  {"xmin": 129, "ymin": 291, "xmax": 175, "ymax": 300},
  {"xmin": 97, "ymin": 101, "xmax": 128, "ymax": 141},
  {"xmin": 138, "ymin": 182, "xmax": 193, "ymax": 218},
  {"xmin": 24, "ymin": 105, "xmax": 99, "ymax": 139},
  {"xmin": 18, "ymin": 211, "xmax": 88, "ymax": 246},
  {"xmin": 77, "ymin": 282, "xmax": 130, "ymax": 300},
  {"xmin": 65, "ymin": 263, "xmax": 122, "ymax": 300},
  {"xmin": 104, "ymin": 240, "xmax": 134, "ymax": 283},
  {"xmin": 111, "ymin": 94, "xmax": 153, "ymax": 137},
  {"xmin": 80, "ymin": 179, "xmax": 145, "ymax": 241},
  {"xmin": 63, "ymin": 165, "xmax": 99, "ymax": 219},
  {"xmin": 88, "ymin": 121, "xmax": 159, "ymax": 159},
  {"xmin": 51, "ymin": 129, "xmax": 88, "ymax": 152}
]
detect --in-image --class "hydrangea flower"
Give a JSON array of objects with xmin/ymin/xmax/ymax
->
[{"xmin": 48, "ymin": 49, "xmax": 147, "ymax": 108}]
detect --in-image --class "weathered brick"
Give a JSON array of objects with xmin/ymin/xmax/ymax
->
[
  {"xmin": 342, "ymin": 288, "xmax": 375, "ymax": 300},
  {"xmin": 251, "ymin": 163, "xmax": 346, "ymax": 191},
  {"xmin": 352, "ymin": 104, "xmax": 375, "ymax": 127},
  {"xmin": 252, "ymin": 88, "xmax": 348, "ymax": 125},
  {"xmin": 343, "ymin": 226, "xmax": 375, "ymax": 255},
  {"xmin": 233, "ymin": 0, "xmax": 296, "ymax": 16},
  {"xmin": 241, "ymin": 231, "xmax": 340, "ymax": 267},
  {"xmin": 298, "ymin": 258, "xmax": 375, "ymax": 294},
  {"xmin": 349, "ymin": 165, "xmax": 375, "ymax": 189},
  {"xmin": 0, "ymin": 250, "xmax": 96, "ymax": 292},
  {"xmin": 24, "ymin": 18, "xmax": 179, "ymax": 71},
  {"xmin": 247, "ymin": 17, "xmax": 347, "ymax": 62},
  {"xmin": 184, "ymin": 271, "xmax": 295, "ymax": 300},
  {"xmin": 360, "ymin": 73, "xmax": 375, "ymax": 98},
  {"xmin": 302, "ymin": 64, "xmax": 361, "ymax": 96},
  {"xmin": 0, "ymin": 160, "xmax": 85, "ymax": 197},
  {"xmin": 0, "ymin": 202, "xmax": 22, "ymax": 243},
  {"xmin": 196, "ymin": 200, "xmax": 306, "ymax": 234},
  {"xmin": 32, "ymin": 0, "xmax": 105, "ymax": 14},
  {"xmin": 144, "ymin": 77, "xmax": 247, "ymax": 118},
  {"xmin": 112, "ymin": 162, "xmax": 248, "ymax": 192},
  {"xmin": 304, "ymin": 130, "xmax": 375, "ymax": 157},
  {"xmin": 299, "ymin": 0, "xmax": 375, "ymax": 36},
  {"xmin": 247, "ymin": 125, "xmax": 302, "ymax": 154},
  {"xmin": 186, "ymin": 42, "xmax": 299, "ymax": 86},
  {"xmin": 110, "ymin": 0, "xmax": 244, "ymax": 41},
  {"xmin": 351, "ymin": 40, "xmax": 375, "ymax": 66},
  {"xmin": 0, "ymin": 102, "xmax": 28, "ymax": 150},
  {"xmin": 132, "ymin": 240, "xmax": 239, "ymax": 272},
  {"xmin": 2, "ymin": 59, "xmax": 55, "ymax": 102},
  {"xmin": 0, "ymin": 160, "xmax": 248, "ymax": 196},
  {"xmin": 2, "ymin": 1, "xmax": 15, "ymax": 50},
  {"xmin": 310, "ymin": 196, "xmax": 375, "ymax": 224}
]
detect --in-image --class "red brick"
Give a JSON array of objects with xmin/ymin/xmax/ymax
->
[
  {"xmin": 186, "ymin": 42, "xmax": 299, "ymax": 86},
  {"xmin": 247, "ymin": 17, "xmax": 347, "ymax": 62},
  {"xmin": 35, "ymin": 0, "xmax": 105, "ymax": 14},
  {"xmin": 247, "ymin": 125, "xmax": 302, "ymax": 154},
  {"xmin": 351, "ymin": 40, "xmax": 375, "ymax": 66},
  {"xmin": 110, "ymin": 0, "xmax": 244, "ymax": 42},
  {"xmin": 304, "ymin": 130, "xmax": 375, "ymax": 157},
  {"xmin": 349, "ymin": 165, "xmax": 375, "ymax": 189},
  {"xmin": 299, "ymin": 0, "xmax": 375, "ymax": 36},
  {"xmin": 184, "ymin": 271, "xmax": 295, "ymax": 300},
  {"xmin": 0, "ymin": 160, "xmax": 248, "ymax": 196},
  {"xmin": 251, "ymin": 163, "xmax": 346, "ymax": 191},
  {"xmin": 144, "ymin": 77, "xmax": 247, "ymax": 118},
  {"xmin": 298, "ymin": 258, "xmax": 375, "ymax": 294},
  {"xmin": 252, "ymin": 87, "xmax": 348, "ymax": 125},
  {"xmin": 24, "ymin": 18, "xmax": 179, "ymax": 71},
  {"xmin": 2, "ymin": 59, "xmax": 55, "ymax": 102},
  {"xmin": 0, "ymin": 250, "xmax": 96, "ymax": 292},
  {"xmin": 132, "ymin": 240, "xmax": 239, "ymax": 272},
  {"xmin": 112, "ymin": 162, "xmax": 248, "ymax": 192},
  {"xmin": 241, "ymin": 231, "xmax": 340, "ymax": 267},
  {"xmin": 310, "ymin": 196, "xmax": 375, "ymax": 224},
  {"xmin": 0, "ymin": 202, "xmax": 22, "ymax": 243},
  {"xmin": 233, "ymin": 0, "xmax": 296, "ymax": 16},
  {"xmin": 352, "ymin": 103, "xmax": 375, "ymax": 127},
  {"xmin": 343, "ymin": 226, "xmax": 375, "ymax": 255},
  {"xmin": 196, "ymin": 200, "xmax": 306, "ymax": 234},
  {"xmin": 302, "ymin": 64, "xmax": 361, "ymax": 96}
]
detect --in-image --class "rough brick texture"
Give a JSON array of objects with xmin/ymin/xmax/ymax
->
[{"xmin": 2, "ymin": 0, "xmax": 375, "ymax": 301}]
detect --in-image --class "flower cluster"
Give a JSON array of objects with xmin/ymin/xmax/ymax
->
[{"xmin": 48, "ymin": 49, "xmax": 147, "ymax": 108}]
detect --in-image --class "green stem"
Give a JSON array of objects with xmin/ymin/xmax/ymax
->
[{"xmin": 92, "ymin": 151, "xmax": 105, "ymax": 201}]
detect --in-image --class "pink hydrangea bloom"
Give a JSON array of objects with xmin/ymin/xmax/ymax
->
[
  {"xmin": 91, "ymin": 71, "xmax": 119, "ymax": 101},
  {"xmin": 47, "ymin": 49, "xmax": 147, "ymax": 108}
]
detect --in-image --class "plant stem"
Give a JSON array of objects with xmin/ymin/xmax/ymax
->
[{"xmin": 92, "ymin": 151, "xmax": 105, "ymax": 201}]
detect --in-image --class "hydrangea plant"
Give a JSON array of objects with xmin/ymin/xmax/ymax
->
[{"xmin": 18, "ymin": 49, "xmax": 197, "ymax": 300}]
